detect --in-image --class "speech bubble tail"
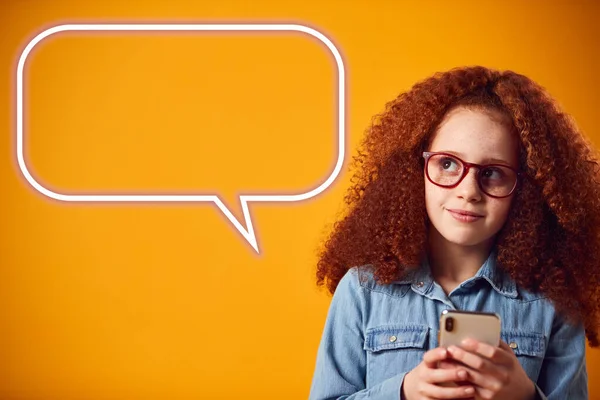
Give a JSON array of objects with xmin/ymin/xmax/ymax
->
[{"xmin": 214, "ymin": 195, "xmax": 259, "ymax": 253}]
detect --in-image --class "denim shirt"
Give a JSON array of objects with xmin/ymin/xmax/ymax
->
[{"xmin": 309, "ymin": 251, "xmax": 588, "ymax": 399}]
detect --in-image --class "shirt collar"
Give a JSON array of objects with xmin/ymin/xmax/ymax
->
[{"xmin": 392, "ymin": 249, "xmax": 518, "ymax": 298}]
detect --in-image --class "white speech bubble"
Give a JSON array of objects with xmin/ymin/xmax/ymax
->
[{"xmin": 16, "ymin": 23, "xmax": 345, "ymax": 253}]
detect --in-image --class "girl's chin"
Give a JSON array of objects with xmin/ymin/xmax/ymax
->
[
  {"xmin": 440, "ymin": 233, "xmax": 489, "ymax": 247},
  {"xmin": 430, "ymin": 223, "xmax": 496, "ymax": 248}
]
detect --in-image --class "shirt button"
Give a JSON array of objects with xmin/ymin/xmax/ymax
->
[
  {"xmin": 416, "ymin": 281, "xmax": 424, "ymax": 288},
  {"xmin": 389, "ymin": 335, "xmax": 397, "ymax": 343},
  {"xmin": 509, "ymin": 342, "xmax": 518, "ymax": 349}
]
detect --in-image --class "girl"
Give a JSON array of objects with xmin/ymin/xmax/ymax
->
[{"xmin": 309, "ymin": 66, "xmax": 599, "ymax": 400}]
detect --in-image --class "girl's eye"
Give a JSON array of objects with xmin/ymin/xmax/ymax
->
[
  {"xmin": 441, "ymin": 157, "xmax": 460, "ymax": 171},
  {"xmin": 482, "ymin": 167, "xmax": 505, "ymax": 179}
]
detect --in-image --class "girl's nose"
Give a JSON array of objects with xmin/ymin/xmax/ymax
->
[{"xmin": 457, "ymin": 168, "xmax": 482, "ymax": 201}]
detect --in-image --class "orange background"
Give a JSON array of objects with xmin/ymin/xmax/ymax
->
[{"xmin": 1, "ymin": 1, "xmax": 599, "ymax": 399}]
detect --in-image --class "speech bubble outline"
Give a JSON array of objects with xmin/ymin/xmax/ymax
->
[{"xmin": 16, "ymin": 23, "xmax": 345, "ymax": 254}]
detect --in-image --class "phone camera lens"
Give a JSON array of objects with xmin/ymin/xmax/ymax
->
[{"xmin": 445, "ymin": 317, "xmax": 454, "ymax": 332}]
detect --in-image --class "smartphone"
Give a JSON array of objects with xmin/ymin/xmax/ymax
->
[
  {"xmin": 437, "ymin": 310, "xmax": 501, "ymax": 388},
  {"xmin": 439, "ymin": 309, "xmax": 501, "ymax": 348}
]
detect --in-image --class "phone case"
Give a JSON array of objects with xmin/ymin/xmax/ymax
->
[{"xmin": 438, "ymin": 309, "xmax": 501, "ymax": 348}]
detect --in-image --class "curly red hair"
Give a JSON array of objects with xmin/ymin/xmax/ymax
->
[{"xmin": 315, "ymin": 66, "xmax": 600, "ymax": 346}]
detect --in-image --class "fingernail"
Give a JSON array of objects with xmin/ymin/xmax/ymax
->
[
  {"xmin": 458, "ymin": 370, "xmax": 467, "ymax": 379},
  {"xmin": 448, "ymin": 345, "xmax": 458, "ymax": 353},
  {"xmin": 465, "ymin": 387, "xmax": 474, "ymax": 394}
]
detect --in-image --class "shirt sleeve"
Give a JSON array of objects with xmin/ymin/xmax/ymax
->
[
  {"xmin": 308, "ymin": 267, "xmax": 407, "ymax": 400},
  {"xmin": 535, "ymin": 314, "xmax": 588, "ymax": 399}
]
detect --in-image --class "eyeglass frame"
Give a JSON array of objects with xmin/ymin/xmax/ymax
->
[{"xmin": 422, "ymin": 151, "xmax": 521, "ymax": 198}]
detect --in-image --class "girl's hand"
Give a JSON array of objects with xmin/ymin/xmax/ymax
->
[
  {"xmin": 402, "ymin": 347, "xmax": 476, "ymax": 399},
  {"xmin": 446, "ymin": 338, "xmax": 536, "ymax": 400}
]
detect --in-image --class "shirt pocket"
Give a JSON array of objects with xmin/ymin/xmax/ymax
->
[
  {"xmin": 363, "ymin": 324, "xmax": 429, "ymax": 386},
  {"xmin": 501, "ymin": 331, "xmax": 546, "ymax": 382}
]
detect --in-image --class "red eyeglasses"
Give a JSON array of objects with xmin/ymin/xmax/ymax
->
[{"xmin": 423, "ymin": 152, "xmax": 520, "ymax": 198}]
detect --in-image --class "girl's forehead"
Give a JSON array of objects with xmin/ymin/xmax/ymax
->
[{"xmin": 428, "ymin": 107, "xmax": 519, "ymax": 165}]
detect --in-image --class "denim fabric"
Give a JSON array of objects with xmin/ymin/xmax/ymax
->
[{"xmin": 309, "ymin": 250, "xmax": 588, "ymax": 399}]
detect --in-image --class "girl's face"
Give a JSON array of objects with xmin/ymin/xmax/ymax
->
[{"xmin": 424, "ymin": 107, "xmax": 520, "ymax": 248}]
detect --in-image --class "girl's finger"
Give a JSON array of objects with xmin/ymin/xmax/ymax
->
[
  {"xmin": 425, "ymin": 366, "xmax": 469, "ymax": 384},
  {"xmin": 447, "ymin": 345, "xmax": 494, "ymax": 373},
  {"xmin": 460, "ymin": 338, "xmax": 512, "ymax": 365},
  {"xmin": 459, "ymin": 366, "xmax": 505, "ymax": 392},
  {"xmin": 423, "ymin": 347, "xmax": 449, "ymax": 368},
  {"xmin": 421, "ymin": 382, "xmax": 476, "ymax": 399},
  {"xmin": 474, "ymin": 385, "xmax": 496, "ymax": 399},
  {"xmin": 437, "ymin": 360, "xmax": 462, "ymax": 370}
]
